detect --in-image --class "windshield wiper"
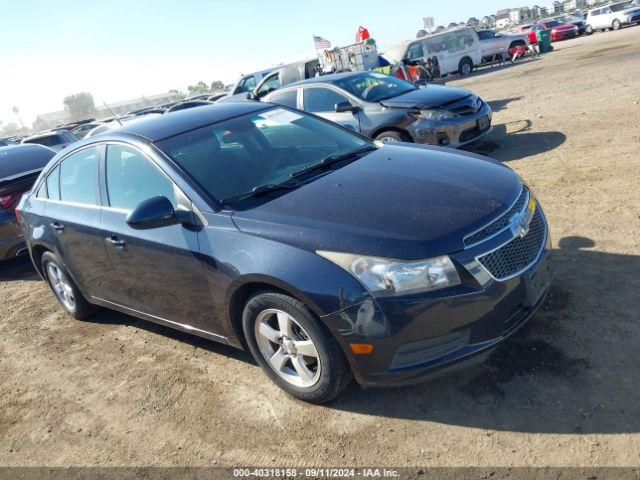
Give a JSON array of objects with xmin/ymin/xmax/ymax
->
[
  {"xmin": 221, "ymin": 181, "xmax": 299, "ymax": 205},
  {"xmin": 290, "ymin": 145, "xmax": 377, "ymax": 180}
]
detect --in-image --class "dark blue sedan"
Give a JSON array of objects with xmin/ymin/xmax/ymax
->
[{"xmin": 17, "ymin": 102, "xmax": 552, "ymax": 403}]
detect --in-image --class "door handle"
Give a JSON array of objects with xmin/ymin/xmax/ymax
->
[
  {"xmin": 50, "ymin": 222, "xmax": 64, "ymax": 232},
  {"xmin": 105, "ymin": 235, "xmax": 127, "ymax": 250}
]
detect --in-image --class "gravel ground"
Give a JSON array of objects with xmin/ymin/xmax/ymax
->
[{"xmin": 1, "ymin": 27, "xmax": 639, "ymax": 469}]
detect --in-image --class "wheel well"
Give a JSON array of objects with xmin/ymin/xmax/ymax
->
[
  {"xmin": 31, "ymin": 245, "xmax": 49, "ymax": 277},
  {"xmin": 459, "ymin": 56, "xmax": 472, "ymax": 66},
  {"xmin": 228, "ymin": 282, "xmax": 292, "ymax": 346},
  {"xmin": 370, "ymin": 126, "xmax": 413, "ymax": 142},
  {"xmin": 509, "ymin": 40, "xmax": 526, "ymax": 49}
]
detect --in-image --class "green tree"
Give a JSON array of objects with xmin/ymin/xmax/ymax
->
[
  {"xmin": 63, "ymin": 92, "xmax": 97, "ymax": 121},
  {"xmin": 187, "ymin": 81, "xmax": 209, "ymax": 94},
  {"xmin": 210, "ymin": 80, "xmax": 225, "ymax": 91}
]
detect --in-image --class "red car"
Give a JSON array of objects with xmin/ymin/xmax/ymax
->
[{"xmin": 527, "ymin": 20, "xmax": 579, "ymax": 43}]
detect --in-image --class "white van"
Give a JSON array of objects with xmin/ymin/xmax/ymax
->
[{"xmin": 384, "ymin": 27, "xmax": 482, "ymax": 77}]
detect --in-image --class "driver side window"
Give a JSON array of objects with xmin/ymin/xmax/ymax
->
[{"xmin": 105, "ymin": 144, "xmax": 176, "ymax": 211}]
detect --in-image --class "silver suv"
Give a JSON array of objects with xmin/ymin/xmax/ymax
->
[{"xmin": 585, "ymin": 1, "xmax": 640, "ymax": 33}]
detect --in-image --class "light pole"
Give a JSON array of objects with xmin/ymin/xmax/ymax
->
[{"xmin": 12, "ymin": 107, "xmax": 24, "ymax": 129}]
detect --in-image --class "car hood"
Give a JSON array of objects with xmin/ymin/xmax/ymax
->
[
  {"xmin": 232, "ymin": 144, "xmax": 521, "ymax": 259},
  {"xmin": 380, "ymin": 85, "xmax": 472, "ymax": 109}
]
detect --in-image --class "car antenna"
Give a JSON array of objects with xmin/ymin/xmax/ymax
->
[{"xmin": 103, "ymin": 102, "xmax": 123, "ymax": 126}]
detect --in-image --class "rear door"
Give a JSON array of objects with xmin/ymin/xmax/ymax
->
[
  {"xmin": 99, "ymin": 142, "xmax": 218, "ymax": 333},
  {"xmin": 301, "ymin": 86, "xmax": 361, "ymax": 133},
  {"xmin": 44, "ymin": 145, "xmax": 113, "ymax": 299}
]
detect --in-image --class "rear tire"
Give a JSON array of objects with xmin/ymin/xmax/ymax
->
[
  {"xmin": 242, "ymin": 292, "xmax": 352, "ymax": 404},
  {"xmin": 612, "ymin": 19, "xmax": 621, "ymax": 30},
  {"xmin": 585, "ymin": 24, "xmax": 593, "ymax": 35},
  {"xmin": 458, "ymin": 57, "xmax": 473, "ymax": 76},
  {"xmin": 41, "ymin": 251, "xmax": 96, "ymax": 320}
]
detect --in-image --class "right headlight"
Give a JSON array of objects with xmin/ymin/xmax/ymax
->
[
  {"xmin": 420, "ymin": 109, "xmax": 456, "ymax": 121},
  {"xmin": 317, "ymin": 251, "xmax": 461, "ymax": 297}
]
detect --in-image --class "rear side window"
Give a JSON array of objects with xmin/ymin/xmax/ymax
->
[
  {"xmin": 303, "ymin": 88, "xmax": 348, "ymax": 113},
  {"xmin": 59, "ymin": 147, "xmax": 99, "ymax": 205},
  {"xmin": 46, "ymin": 166, "xmax": 60, "ymax": 201},
  {"xmin": 268, "ymin": 89, "xmax": 298, "ymax": 108},
  {"xmin": 105, "ymin": 144, "xmax": 176, "ymax": 211}
]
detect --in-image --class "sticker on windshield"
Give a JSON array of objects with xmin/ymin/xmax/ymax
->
[{"xmin": 259, "ymin": 108, "xmax": 302, "ymax": 125}]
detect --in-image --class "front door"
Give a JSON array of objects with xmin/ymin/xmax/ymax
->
[
  {"xmin": 302, "ymin": 86, "xmax": 361, "ymax": 133},
  {"xmin": 99, "ymin": 143, "xmax": 220, "ymax": 334}
]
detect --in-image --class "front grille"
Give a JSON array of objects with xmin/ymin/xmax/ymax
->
[
  {"xmin": 465, "ymin": 187, "xmax": 529, "ymax": 247},
  {"xmin": 446, "ymin": 97, "xmax": 483, "ymax": 116},
  {"xmin": 477, "ymin": 208, "xmax": 546, "ymax": 280}
]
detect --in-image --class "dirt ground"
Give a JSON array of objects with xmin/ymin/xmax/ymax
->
[{"xmin": 1, "ymin": 27, "xmax": 639, "ymax": 469}]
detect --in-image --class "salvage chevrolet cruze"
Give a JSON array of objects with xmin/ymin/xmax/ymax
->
[{"xmin": 17, "ymin": 102, "xmax": 553, "ymax": 403}]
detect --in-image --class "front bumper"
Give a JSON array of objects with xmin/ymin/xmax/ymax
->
[
  {"xmin": 407, "ymin": 102, "xmax": 493, "ymax": 148},
  {"xmin": 324, "ymin": 208, "xmax": 552, "ymax": 387}
]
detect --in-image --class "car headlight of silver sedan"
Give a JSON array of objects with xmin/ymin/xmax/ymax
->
[
  {"xmin": 317, "ymin": 251, "xmax": 461, "ymax": 297},
  {"xmin": 420, "ymin": 109, "xmax": 456, "ymax": 121}
]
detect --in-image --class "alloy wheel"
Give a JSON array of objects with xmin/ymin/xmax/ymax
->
[
  {"xmin": 46, "ymin": 262, "xmax": 76, "ymax": 311},
  {"xmin": 254, "ymin": 308, "xmax": 321, "ymax": 388}
]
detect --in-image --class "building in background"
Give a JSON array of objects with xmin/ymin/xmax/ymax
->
[{"xmin": 33, "ymin": 91, "xmax": 180, "ymax": 131}]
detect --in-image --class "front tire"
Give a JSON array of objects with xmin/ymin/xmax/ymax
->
[
  {"xmin": 458, "ymin": 57, "xmax": 473, "ymax": 76},
  {"xmin": 585, "ymin": 24, "xmax": 593, "ymax": 35},
  {"xmin": 375, "ymin": 130, "xmax": 408, "ymax": 143},
  {"xmin": 242, "ymin": 292, "xmax": 352, "ymax": 404},
  {"xmin": 42, "ymin": 251, "xmax": 96, "ymax": 320},
  {"xmin": 612, "ymin": 19, "xmax": 621, "ymax": 30}
]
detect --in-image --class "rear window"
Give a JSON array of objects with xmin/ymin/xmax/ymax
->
[{"xmin": 25, "ymin": 135, "xmax": 63, "ymax": 147}]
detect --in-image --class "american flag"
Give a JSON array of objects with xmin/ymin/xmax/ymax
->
[{"xmin": 313, "ymin": 36, "xmax": 331, "ymax": 50}]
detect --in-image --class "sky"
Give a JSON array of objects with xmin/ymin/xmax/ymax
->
[{"xmin": 0, "ymin": 0, "xmax": 520, "ymax": 127}]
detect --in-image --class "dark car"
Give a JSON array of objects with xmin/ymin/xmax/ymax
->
[
  {"xmin": 21, "ymin": 130, "xmax": 77, "ymax": 152},
  {"xmin": 264, "ymin": 72, "xmax": 492, "ymax": 147},
  {"xmin": 17, "ymin": 103, "xmax": 552, "ymax": 403},
  {"xmin": 1, "ymin": 144, "xmax": 56, "ymax": 260}
]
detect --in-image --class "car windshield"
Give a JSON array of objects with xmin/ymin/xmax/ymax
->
[
  {"xmin": 333, "ymin": 73, "xmax": 417, "ymax": 103},
  {"xmin": 610, "ymin": 2, "xmax": 632, "ymax": 11},
  {"xmin": 156, "ymin": 107, "xmax": 373, "ymax": 204}
]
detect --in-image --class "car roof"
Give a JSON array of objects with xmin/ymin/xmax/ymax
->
[
  {"xmin": 112, "ymin": 102, "xmax": 273, "ymax": 142},
  {"xmin": 0, "ymin": 144, "xmax": 56, "ymax": 182}
]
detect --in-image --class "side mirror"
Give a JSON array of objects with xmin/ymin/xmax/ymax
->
[
  {"xmin": 125, "ymin": 196, "xmax": 191, "ymax": 230},
  {"xmin": 335, "ymin": 101, "xmax": 359, "ymax": 113}
]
